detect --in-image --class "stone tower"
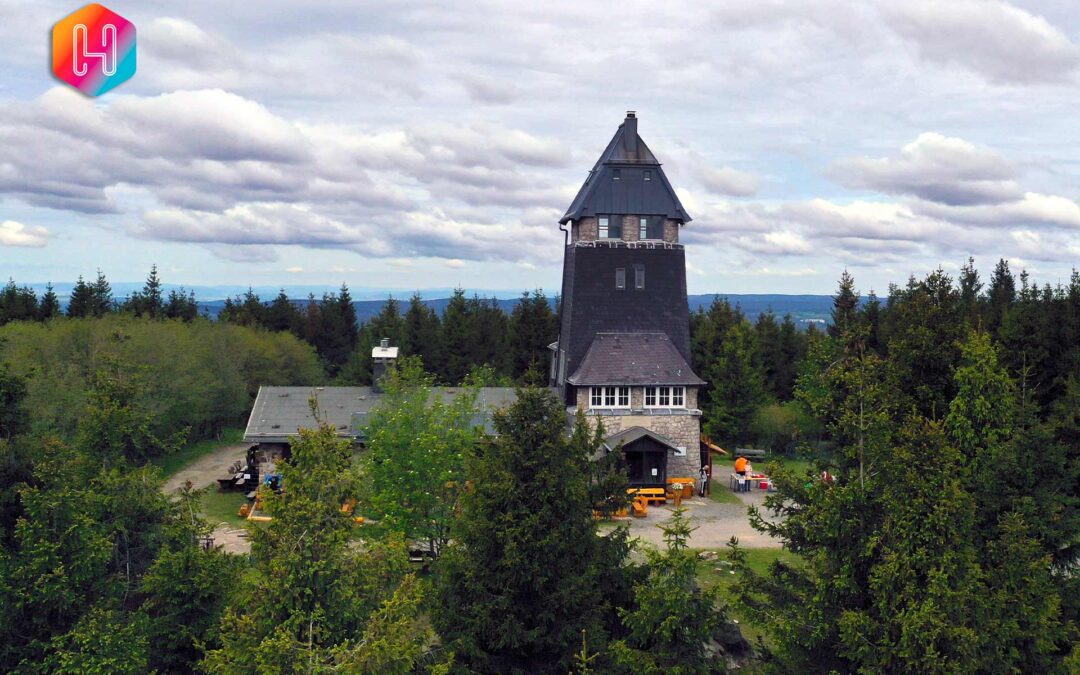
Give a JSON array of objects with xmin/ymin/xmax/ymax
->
[{"xmin": 551, "ymin": 112, "xmax": 704, "ymax": 485}]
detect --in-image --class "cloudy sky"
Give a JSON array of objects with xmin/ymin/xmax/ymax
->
[{"xmin": 1, "ymin": 0, "xmax": 1079, "ymax": 296}]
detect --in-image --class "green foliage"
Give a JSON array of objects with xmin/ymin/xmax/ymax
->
[
  {"xmin": 203, "ymin": 422, "xmax": 427, "ymax": 672},
  {"xmin": 749, "ymin": 402, "xmax": 818, "ymax": 455},
  {"xmin": 610, "ymin": 508, "xmax": 728, "ymax": 674},
  {"xmin": 692, "ymin": 298, "xmax": 767, "ymax": 444},
  {"xmin": 433, "ymin": 388, "xmax": 632, "ymax": 673},
  {"xmin": 0, "ymin": 314, "xmax": 323, "ymax": 447},
  {"xmin": 508, "ymin": 289, "xmax": 558, "ymax": 381},
  {"xmin": 362, "ymin": 356, "xmax": 482, "ymax": 555}
]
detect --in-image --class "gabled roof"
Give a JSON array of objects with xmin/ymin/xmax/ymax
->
[
  {"xmin": 243, "ymin": 385, "xmax": 531, "ymax": 444},
  {"xmin": 603, "ymin": 426, "xmax": 681, "ymax": 452},
  {"xmin": 567, "ymin": 332, "xmax": 705, "ymax": 386},
  {"xmin": 561, "ymin": 112, "xmax": 691, "ymax": 224}
]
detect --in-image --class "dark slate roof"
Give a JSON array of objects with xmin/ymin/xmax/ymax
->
[
  {"xmin": 556, "ymin": 245, "xmax": 696, "ymax": 391},
  {"xmin": 603, "ymin": 426, "xmax": 681, "ymax": 452},
  {"xmin": 567, "ymin": 332, "xmax": 705, "ymax": 386},
  {"xmin": 561, "ymin": 112, "xmax": 691, "ymax": 224},
  {"xmin": 243, "ymin": 385, "xmax": 529, "ymax": 444}
]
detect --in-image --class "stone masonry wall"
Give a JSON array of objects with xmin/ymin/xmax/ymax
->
[
  {"xmin": 571, "ymin": 215, "xmax": 680, "ymax": 244},
  {"xmin": 575, "ymin": 386, "xmax": 702, "ymax": 478}
]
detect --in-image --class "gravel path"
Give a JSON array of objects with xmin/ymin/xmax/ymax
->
[
  {"xmin": 162, "ymin": 443, "xmax": 249, "ymax": 493},
  {"xmin": 161, "ymin": 443, "xmax": 253, "ymax": 554},
  {"xmin": 623, "ymin": 486, "xmax": 782, "ymax": 549}
]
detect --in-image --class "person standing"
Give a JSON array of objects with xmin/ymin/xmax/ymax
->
[{"xmin": 699, "ymin": 465, "xmax": 709, "ymax": 497}]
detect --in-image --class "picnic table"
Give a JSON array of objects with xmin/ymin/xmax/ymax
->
[{"xmin": 729, "ymin": 472, "xmax": 773, "ymax": 492}]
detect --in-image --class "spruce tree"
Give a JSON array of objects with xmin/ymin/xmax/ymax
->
[
  {"xmin": 38, "ymin": 283, "xmax": 60, "ymax": 321},
  {"xmin": 402, "ymin": 292, "xmax": 442, "ymax": 374},
  {"xmin": 433, "ymin": 389, "xmax": 628, "ymax": 673},
  {"xmin": 829, "ymin": 270, "xmax": 859, "ymax": 338},
  {"xmin": 66, "ymin": 276, "xmax": 92, "ymax": 318},
  {"xmin": 987, "ymin": 257, "xmax": 1015, "ymax": 333},
  {"xmin": 89, "ymin": 269, "xmax": 113, "ymax": 316},
  {"xmin": 440, "ymin": 288, "xmax": 471, "ymax": 384},
  {"xmin": 265, "ymin": 289, "xmax": 300, "ymax": 333}
]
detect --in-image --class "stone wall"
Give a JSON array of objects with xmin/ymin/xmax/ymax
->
[
  {"xmin": 575, "ymin": 385, "xmax": 702, "ymax": 478},
  {"xmin": 570, "ymin": 215, "xmax": 680, "ymax": 244}
]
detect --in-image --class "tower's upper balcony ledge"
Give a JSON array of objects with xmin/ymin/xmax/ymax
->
[{"xmin": 570, "ymin": 240, "xmax": 683, "ymax": 250}]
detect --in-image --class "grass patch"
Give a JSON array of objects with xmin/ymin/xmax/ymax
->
[
  {"xmin": 199, "ymin": 489, "xmax": 249, "ymax": 528},
  {"xmin": 696, "ymin": 546, "xmax": 800, "ymax": 648},
  {"xmin": 707, "ymin": 480, "xmax": 743, "ymax": 505},
  {"xmin": 153, "ymin": 428, "xmax": 244, "ymax": 478}
]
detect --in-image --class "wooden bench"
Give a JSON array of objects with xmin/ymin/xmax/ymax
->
[
  {"xmin": 734, "ymin": 448, "xmax": 768, "ymax": 461},
  {"xmin": 627, "ymin": 487, "xmax": 667, "ymax": 505}
]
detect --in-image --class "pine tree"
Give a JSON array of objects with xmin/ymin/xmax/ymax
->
[
  {"xmin": 265, "ymin": 289, "xmax": 300, "ymax": 333},
  {"xmin": 611, "ymin": 508, "xmax": 729, "ymax": 674},
  {"xmin": 829, "ymin": 270, "xmax": 859, "ymax": 338},
  {"xmin": 433, "ymin": 390, "xmax": 629, "ymax": 673},
  {"xmin": 440, "ymin": 289, "xmax": 472, "ymax": 384},
  {"xmin": 509, "ymin": 290, "xmax": 557, "ymax": 383},
  {"xmin": 959, "ymin": 256, "xmax": 982, "ymax": 326},
  {"xmin": 66, "ymin": 276, "xmax": 92, "ymax": 318},
  {"xmin": 987, "ymin": 257, "xmax": 1015, "ymax": 334},
  {"xmin": 164, "ymin": 288, "xmax": 198, "ymax": 320},
  {"xmin": 38, "ymin": 283, "xmax": 60, "ymax": 321},
  {"xmin": 402, "ymin": 292, "xmax": 442, "ymax": 374},
  {"xmin": 0, "ymin": 279, "xmax": 38, "ymax": 325},
  {"xmin": 89, "ymin": 269, "xmax": 113, "ymax": 316}
]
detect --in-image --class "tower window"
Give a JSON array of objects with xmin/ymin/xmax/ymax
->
[
  {"xmin": 634, "ymin": 265, "xmax": 645, "ymax": 289},
  {"xmin": 613, "ymin": 169, "xmax": 621, "ymax": 180},
  {"xmin": 639, "ymin": 215, "xmax": 664, "ymax": 240},
  {"xmin": 599, "ymin": 215, "xmax": 621, "ymax": 239},
  {"xmin": 615, "ymin": 268, "xmax": 626, "ymax": 290},
  {"xmin": 644, "ymin": 170, "xmax": 652, "ymax": 181}
]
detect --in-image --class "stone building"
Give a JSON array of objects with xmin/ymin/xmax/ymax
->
[{"xmin": 551, "ymin": 112, "xmax": 705, "ymax": 487}]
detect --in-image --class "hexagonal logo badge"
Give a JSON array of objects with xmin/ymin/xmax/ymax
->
[{"xmin": 52, "ymin": 4, "xmax": 136, "ymax": 96}]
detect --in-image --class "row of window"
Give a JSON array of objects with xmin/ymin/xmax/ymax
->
[
  {"xmin": 615, "ymin": 265, "xmax": 644, "ymax": 290},
  {"xmin": 598, "ymin": 215, "xmax": 664, "ymax": 240},
  {"xmin": 590, "ymin": 385, "xmax": 686, "ymax": 409}
]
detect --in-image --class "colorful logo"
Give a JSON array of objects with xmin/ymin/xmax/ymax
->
[{"xmin": 52, "ymin": 4, "xmax": 136, "ymax": 96}]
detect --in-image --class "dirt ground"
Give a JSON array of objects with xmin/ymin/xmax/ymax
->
[
  {"xmin": 623, "ymin": 486, "xmax": 782, "ymax": 549},
  {"xmin": 161, "ymin": 443, "xmax": 253, "ymax": 554},
  {"xmin": 163, "ymin": 442, "xmax": 782, "ymax": 554},
  {"xmin": 162, "ymin": 443, "xmax": 249, "ymax": 493}
]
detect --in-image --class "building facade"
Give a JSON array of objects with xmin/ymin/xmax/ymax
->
[{"xmin": 552, "ymin": 112, "xmax": 705, "ymax": 486}]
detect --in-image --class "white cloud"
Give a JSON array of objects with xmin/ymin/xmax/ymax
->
[
  {"xmin": 444, "ymin": 259, "xmax": 465, "ymax": 268},
  {"xmin": 699, "ymin": 166, "xmax": 761, "ymax": 197},
  {"xmin": 831, "ymin": 132, "xmax": 1021, "ymax": 205},
  {"xmin": 881, "ymin": 1, "xmax": 1080, "ymax": 84},
  {"xmin": 0, "ymin": 220, "xmax": 49, "ymax": 247}
]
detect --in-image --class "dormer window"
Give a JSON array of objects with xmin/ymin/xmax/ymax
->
[
  {"xmin": 613, "ymin": 169, "xmax": 621, "ymax": 180},
  {"xmin": 644, "ymin": 170, "xmax": 652, "ymax": 181}
]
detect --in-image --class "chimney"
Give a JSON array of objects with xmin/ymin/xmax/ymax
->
[
  {"xmin": 371, "ymin": 338, "xmax": 399, "ymax": 392},
  {"xmin": 623, "ymin": 111, "xmax": 638, "ymax": 157}
]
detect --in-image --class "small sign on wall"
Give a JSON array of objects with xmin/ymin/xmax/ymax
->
[
  {"xmin": 675, "ymin": 446, "xmax": 686, "ymax": 456},
  {"xmin": 651, "ymin": 468, "xmax": 658, "ymax": 476}
]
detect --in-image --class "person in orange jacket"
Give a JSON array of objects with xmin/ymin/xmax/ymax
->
[{"xmin": 734, "ymin": 456, "xmax": 748, "ymax": 476}]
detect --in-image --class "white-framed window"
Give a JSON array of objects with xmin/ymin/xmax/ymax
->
[
  {"xmin": 644, "ymin": 386, "xmax": 685, "ymax": 408},
  {"xmin": 639, "ymin": 217, "xmax": 647, "ymax": 239},
  {"xmin": 590, "ymin": 386, "xmax": 630, "ymax": 408},
  {"xmin": 598, "ymin": 216, "xmax": 609, "ymax": 239}
]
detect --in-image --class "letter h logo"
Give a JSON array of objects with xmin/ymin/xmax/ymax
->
[{"xmin": 53, "ymin": 4, "xmax": 136, "ymax": 96}]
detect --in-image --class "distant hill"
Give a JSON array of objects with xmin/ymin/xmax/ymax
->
[{"xmin": 197, "ymin": 293, "xmax": 833, "ymax": 328}]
